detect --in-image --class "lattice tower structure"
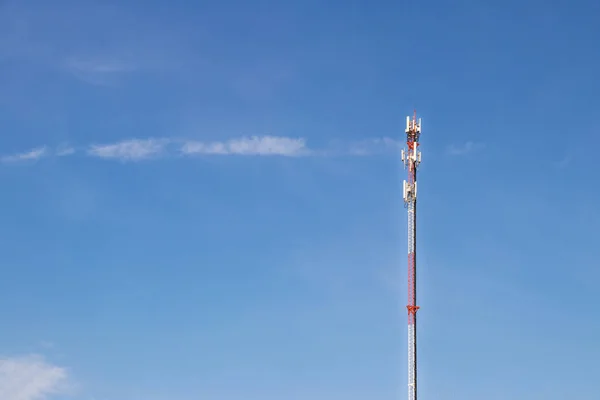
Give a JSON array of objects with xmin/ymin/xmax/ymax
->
[{"xmin": 401, "ymin": 111, "xmax": 422, "ymax": 400}]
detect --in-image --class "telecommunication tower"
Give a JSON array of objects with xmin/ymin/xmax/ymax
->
[{"xmin": 401, "ymin": 111, "xmax": 422, "ymax": 400}]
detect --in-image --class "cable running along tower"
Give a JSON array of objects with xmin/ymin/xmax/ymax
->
[{"xmin": 402, "ymin": 111, "xmax": 422, "ymax": 400}]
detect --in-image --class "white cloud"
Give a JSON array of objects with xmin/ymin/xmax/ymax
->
[
  {"xmin": 181, "ymin": 136, "xmax": 309, "ymax": 156},
  {"xmin": 1, "ymin": 147, "xmax": 47, "ymax": 163},
  {"xmin": 56, "ymin": 146, "xmax": 75, "ymax": 157},
  {"xmin": 0, "ymin": 136, "xmax": 403, "ymax": 166},
  {"xmin": 0, "ymin": 355, "xmax": 69, "ymax": 400},
  {"xmin": 87, "ymin": 138, "xmax": 168, "ymax": 161},
  {"xmin": 446, "ymin": 141, "xmax": 484, "ymax": 156},
  {"xmin": 64, "ymin": 57, "xmax": 136, "ymax": 86},
  {"xmin": 345, "ymin": 137, "xmax": 402, "ymax": 156},
  {"xmin": 66, "ymin": 57, "xmax": 136, "ymax": 74},
  {"xmin": 556, "ymin": 154, "xmax": 570, "ymax": 169}
]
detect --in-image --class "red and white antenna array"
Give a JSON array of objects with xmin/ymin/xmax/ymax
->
[{"xmin": 401, "ymin": 111, "xmax": 422, "ymax": 400}]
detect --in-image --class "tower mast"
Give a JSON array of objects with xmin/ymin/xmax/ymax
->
[{"xmin": 401, "ymin": 111, "xmax": 422, "ymax": 400}]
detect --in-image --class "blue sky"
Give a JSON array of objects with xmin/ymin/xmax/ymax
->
[{"xmin": 0, "ymin": 0, "xmax": 599, "ymax": 399}]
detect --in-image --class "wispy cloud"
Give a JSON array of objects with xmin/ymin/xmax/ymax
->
[
  {"xmin": 181, "ymin": 136, "xmax": 309, "ymax": 156},
  {"xmin": 0, "ymin": 354, "xmax": 71, "ymax": 400},
  {"xmin": 556, "ymin": 154, "xmax": 570, "ymax": 169},
  {"xmin": 87, "ymin": 138, "xmax": 168, "ymax": 161},
  {"xmin": 0, "ymin": 136, "xmax": 402, "ymax": 165},
  {"xmin": 344, "ymin": 137, "xmax": 402, "ymax": 156},
  {"xmin": 55, "ymin": 145, "xmax": 75, "ymax": 157},
  {"xmin": 1, "ymin": 147, "xmax": 47, "ymax": 163},
  {"xmin": 65, "ymin": 57, "xmax": 136, "ymax": 74},
  {"xmin": 64, "ymin": 57, "xmax": 137, "ymax": 86},
  {"xmin": 446, "ymin": 141, "xmax": 485, "ymax": 156}
]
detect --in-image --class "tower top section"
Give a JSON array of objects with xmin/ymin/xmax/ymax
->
[
  {"xmin": 405, "ymin": 110, "xmax": 422, "ymax": 146},
  {"xmin": 401, "ymin": 110, "xmax": 422, "ymax": 173}
]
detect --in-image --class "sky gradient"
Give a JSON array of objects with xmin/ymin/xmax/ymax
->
[{"xmin": 1, "ymin": 0, "xmax": 599, "ymax": 399}]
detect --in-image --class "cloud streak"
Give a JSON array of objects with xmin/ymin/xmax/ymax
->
[
  {"xmin": 344, "ymin": 137, "xmax": 403, "ymax": 156},
  {"xmin": 181, "ymin": 136, "xmax": 308, "ymax": 156},
  {"xmin": 64, "ymin": 57, "xmax": 137, "ymax": 86},
  {"xmin": 87, "ymin": 139, "xmax": 168, "ymax": 161},
  {"xmin": 1, "ymin": 147, "xmax": 47, "ymax": 163},
  {"xmin": 0, "ymin": 135, "xmax": 402, "ymax": 164},
  {"xmin": 556, "ymin": 153, "xmax": 570, "ymax": 169},
  {"xmin": 446, "ymin": 141, "xmax": 484, "ymax": 156},
  {"xmin": 0, "ymin": 355, "xmax": 70, "ymax": 400},
  {"xmin": 56, "ymin": 146, "xmax": 75, "ymax": 157},
  {"xmin": 65, "ymin": 57, "xmax": 136, "ymax": 75}
]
